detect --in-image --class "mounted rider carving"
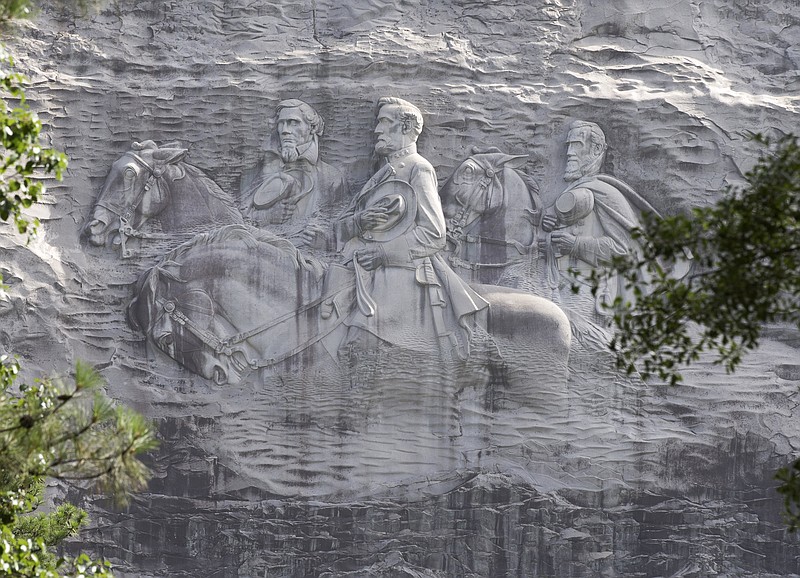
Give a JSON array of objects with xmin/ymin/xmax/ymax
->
[
  {"xmin": 323, "ymin": 97, "xmax": 489, "ymax": 360},
  {"xmin": 239, "ymin": 99, "xmax": 346, "ymax": 249},
  {"xmin": 540, "ymin": 120, "xmax": 658, "ymax": 326}
]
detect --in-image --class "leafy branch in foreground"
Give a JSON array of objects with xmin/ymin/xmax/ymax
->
[
  {"xmin": 0, "ymin": 0, "xmax": 102, "ymax": 26},
  {"xmin": 0, "ymin": 357, "xmax": 158, "ymax": 576},
  {"xmin": 585, "ymin": 134, "xmax": 800, "ymax": 529},
  {"xmin": 0, "ymin": 45, "xmax": 67, "ymax": 235},
  {"xmin": 587, "ymin": 134, "xmax": 800, "ymax": 386}
]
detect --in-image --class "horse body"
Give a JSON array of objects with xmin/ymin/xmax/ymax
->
[
  {"xmin": 440, "ymin": 150, "xmax": 542, "ymax": 287},
  {"xmin": 83, "ymin": 141, "xmax": 242, "ymax": 258},
  {"xmin": 128, "ymin": 225, "xmax": 327, "ymax": 385},
  {"xmin": 128, "ymin": 223, "xmax": 571, "ymax": 496}
]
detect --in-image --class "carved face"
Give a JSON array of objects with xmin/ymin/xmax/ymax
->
[
  {"xmin": 276, "ymin": 107, "xmax": 313, "ymax": 149},
  {"xmin": 374, "ymin": 105, "xmax": 413, "ymax": 156},
  {"xmin": 564, "ymin": 126, "xmax": 594, "ymax": 182}
]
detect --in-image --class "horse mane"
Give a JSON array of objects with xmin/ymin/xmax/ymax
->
[
  {"xmin": 179, "ymin": 164, "xmax": 244, "ymax": 225},
  {"xmin": 159, "ymin": 224, "xmax": 323, "ymax": 276}
]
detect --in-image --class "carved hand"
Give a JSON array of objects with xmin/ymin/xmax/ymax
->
[
  {"xmin": 550, "ymin": 230, "xmax": 576, "ymax": 253},
  {"xmin": 359, "ymin": 207, "xmax": 390, "ymax": 231},
  {"xmin": 355, "ymin": 247, "xmax": 386, "ymax": 271},
  {"xmin": 299, "ymin": 224, "xmax": 326, "ymax": 248},
  {"xmin": 540, "ymin": 214, "xmax": 558, "ymax": 232}
]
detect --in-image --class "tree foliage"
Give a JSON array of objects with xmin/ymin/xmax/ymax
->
[
  {"xmin": 0, "ymin": 358, "xmax": 158, "ymax": 576},
  {"xmin": 1, "ymin": 34, "xmax": 155, "ymax": 575},
  {"xmin": 589, "ymin": 134, "xmax": 800, "ymax": 527},
  {"xmin": 0, "ymin": 46, "xmax": 67, "ymax": 234}
]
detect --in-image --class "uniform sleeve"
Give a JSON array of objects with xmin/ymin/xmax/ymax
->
[{"xmin": 571, "ymin": 235, "xmax": 629, "ymax": 266}]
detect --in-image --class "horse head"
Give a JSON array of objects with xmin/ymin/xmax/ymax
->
[
  {"xmin": 83, "ymin": 140, "xmax": 188, "ymax": 251},
  {"xmin": 441, "ymin": 148, "xmax": 542, "ymax": 285},
  {"xmin": 441, "ymin": 148, "xmax": 534, "ymax": 232}
]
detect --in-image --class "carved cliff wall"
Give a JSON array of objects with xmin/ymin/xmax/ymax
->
[{"xmin": 4, "ymin": 0, "xmax": 800, "ymax": 575}]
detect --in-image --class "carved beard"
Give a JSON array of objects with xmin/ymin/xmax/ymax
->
[
  {"xmin": 564, "ymin": 159, "xmax": 583, "ymax": 182},
  {"xmin": 564, "ymin": 154, "xmax": 603, "ymax": 182},
  {"xmin": 280, "ymin": 145, "xmax": 300, "ymax": 163}
]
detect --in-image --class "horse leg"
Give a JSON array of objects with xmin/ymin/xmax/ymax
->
[{"xmin": 468, "ymin": 284, "xmax": 573, "ymax": 482}]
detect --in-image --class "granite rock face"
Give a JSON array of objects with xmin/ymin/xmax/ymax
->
[{"xmin": 5, "ymin": 0, "xmax": 800, "ymax": 575}]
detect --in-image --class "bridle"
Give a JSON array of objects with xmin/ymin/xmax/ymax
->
[
  {"xmin": 446, "ymin": 158, "xmax": 536, "ymax": 271},
  {"xmin": 96, "ymin": 152, "xmax": 175, "ymax": 258}
]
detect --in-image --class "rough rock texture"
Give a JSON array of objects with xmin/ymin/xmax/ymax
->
[{"xmin": 3, "ymin": 0, "xmax": 800, "ymax": 575}]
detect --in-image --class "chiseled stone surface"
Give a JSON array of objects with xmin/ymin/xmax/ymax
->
[{"xmin": 5, "ymin": 0, "xmax": 800, "ymax": 575}]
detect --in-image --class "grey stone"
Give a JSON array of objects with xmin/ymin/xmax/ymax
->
[{"xmin": 4, "ymin": 0, "xmax": 800, "ymax": 575}]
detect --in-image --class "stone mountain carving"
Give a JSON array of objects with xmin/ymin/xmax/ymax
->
[
  {"xmin": 440, "ymin": 147, "xmax": 542, "ymax": 288},
  {"xmin": 239, "ymin": 99, "xmax": 347, "ymax": 249},
  {"xmin": 540, "ymin": 121, "xmax": 660, "ymax": 327},
  {"xmin": 123, "ymin": 98, "xmax": 574, "ymax": 495},
  {"xmin": 82, "ymin": 140, "xmax": 243, "ymax": 258},
  {"xmin": 326, "ymin": 97, "xmax": 491, "ymax": 360}
]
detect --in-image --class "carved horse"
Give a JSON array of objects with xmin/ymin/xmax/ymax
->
[
  {"xmin": 440, "ymin": 148, "xmax": 543, "ymax": 288},
  {"xmin": 83, "ymin": 141, "xmax": 242, "ymax": 258},
  {"xmin": 128, "ymin": 224, "xmax": 570, "ymax": 388}
]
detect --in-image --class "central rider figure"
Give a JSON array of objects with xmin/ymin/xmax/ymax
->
[{"xmin": 323, "ymin": 97, "xmax": 488, "ymax": 361}]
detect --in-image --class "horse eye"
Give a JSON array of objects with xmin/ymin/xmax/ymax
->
[
  {"xmin": 124, "ymin": 167, "xmax": 136, "ymax": 179},
  {"xmin": 464, "ymin": 165, "xmax": 474, "ymax": 174}
]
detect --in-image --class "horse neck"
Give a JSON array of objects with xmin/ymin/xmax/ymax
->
[
  {"xmin": 160, "ymin": 164, "xmax": 241, "ymax": 230},
  {"xmin": 495, "ymin": 167, "xmax": 536, "ymax": 244}
]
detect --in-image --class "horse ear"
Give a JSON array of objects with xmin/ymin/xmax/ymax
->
[
  {"xmin": 496, "ymin": 154, "xmax": 528, "ymax": 169},
  {"xmin": 153, "ymin": 148, "xmax": 188, "ymax": 164},
  {"xmin": 470, "ymin": 146, "xmax": 504, "ymax": 155},
  {"xmin": 132, "ymin": 140, "xmax": 158, "ymax": 151}
]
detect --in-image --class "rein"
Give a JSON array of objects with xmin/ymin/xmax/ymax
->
[
  {"xmin": 101, "ymin": 152, "xmax": 176, "ymax": 258},
  {"xmin": 156, "ymin": 281, "xmax": 355, "ymax": 370}
]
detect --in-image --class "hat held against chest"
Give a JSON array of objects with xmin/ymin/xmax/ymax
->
[
  {"xmin": 555, "ymin": 186, "xmax": 594, "ymax": 226},
  {"xmin": 359, "ymin": 179, "xmax": 417, "ymax": 242}
]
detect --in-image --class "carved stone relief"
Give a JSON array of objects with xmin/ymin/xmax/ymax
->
[
  {"xmin": 115, "ymin": 97, "xmax": 576, "ymax": 495},
  {"xmin": 12, "ymin": 0, "xmax": 800, "ymax": 573},
  {"xmin": 539, "ymin": 121, "xmax": 656, "ymax": 327},
  {"xmin": 239, "ymin": 99, "xmax": 347, "ymax": 251},
  {"xmin": 77, "ymin": 90, "xmax": 675, "ymax": 501}
]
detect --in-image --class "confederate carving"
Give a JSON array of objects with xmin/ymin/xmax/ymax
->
[
  {"xmin": 239, "ymin": 99, "xmax": 346, "ymax": 248},
  {"xmin": 324, "ymin": 97, "xmax": 490, "ymax": 360},
  {"xmin": 112, "ymin": 98, "xmax": 580, "ymax": 494},
  {"xmin": 440, "ymin": 148, "xmax": 542, "ymax": 287},
  {"xmin": 539, "ymin": 121, "xmax": 658, "ymax": 326},
  {"xmin": 126, "ymin": 98, "xmax": 570, "ymax": 392},
  {"xmin": 83, "ymin": 141, "xmax": 243, "ymax": 258}
]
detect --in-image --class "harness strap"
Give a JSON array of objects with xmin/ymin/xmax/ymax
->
[
  {"xmin": 249, "ymin": 315, "xmax": 347, "ymax": 368},
  {"xmin": 157, "ymin": 298, "xmax": 226, "ymax": 352},
  {"xmin": 155, "ymin": 283, "xmax": 356, "ymax": 367},
  {"xmin": 447, "ymin": 253, "xmax": 522, "ymax": 270},
  {"xmin": 226, "ymin": 283, "xmax": 354, "ymax": 345}
]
